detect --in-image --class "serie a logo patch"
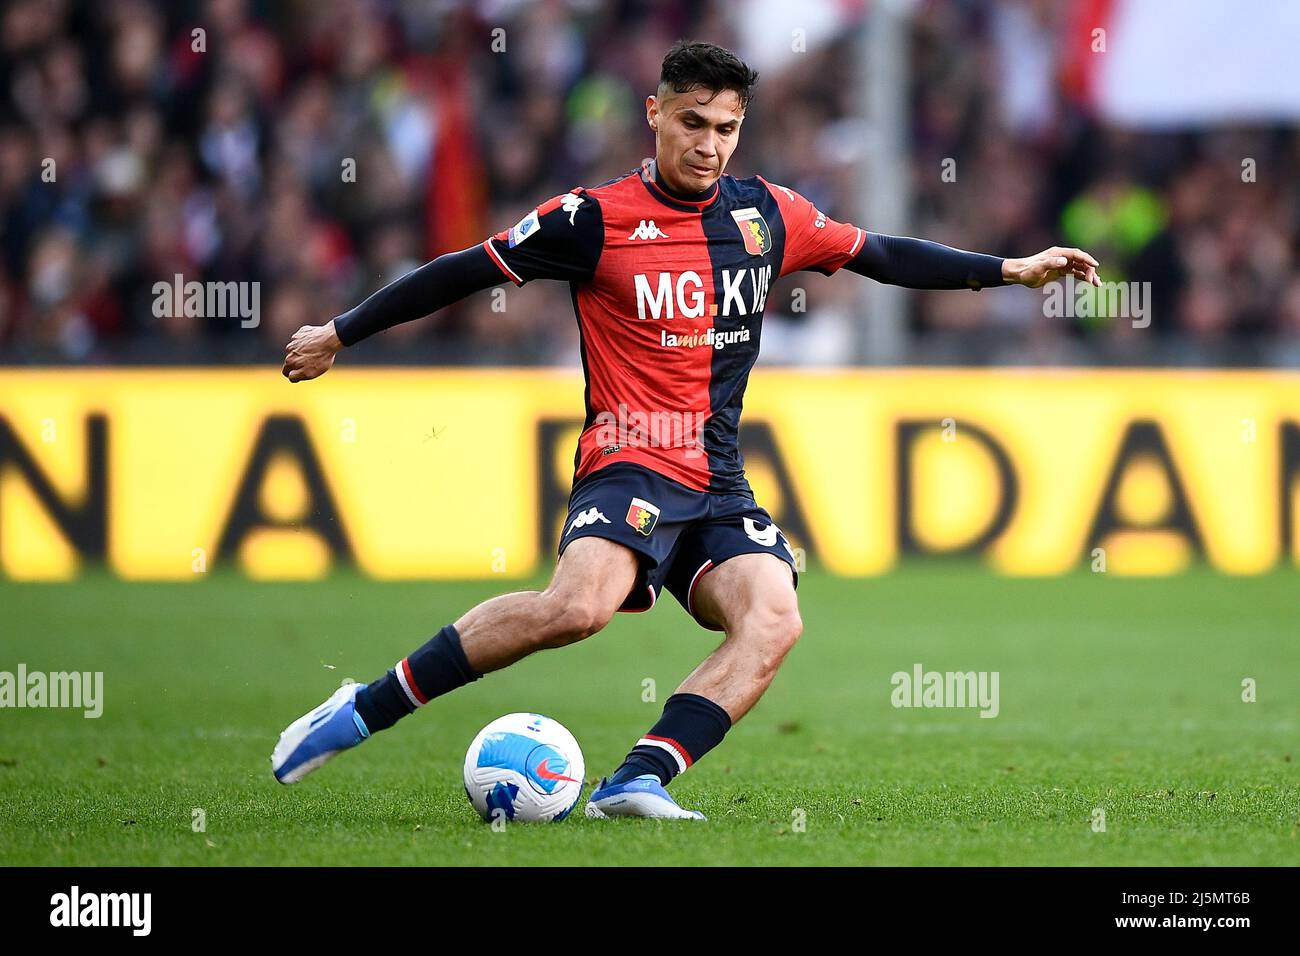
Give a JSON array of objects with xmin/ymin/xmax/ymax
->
[
  {"xmin": 730, "ymin": 207, "xmax": 771, "ymax": 256},
  {"xmin": 625, "ymin": 497, "xmax": 661, "ymax": 536},
  {"xmin": 507, "ymin": 209, "xmax": 540, "ymax": 248}
]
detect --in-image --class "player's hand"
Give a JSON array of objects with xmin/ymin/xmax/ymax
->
[
  {"xmin": 1002, "ymin": 247, "xmax": 1101, "ymax": 289},
  {"xmin": 282, "ymin": 320, "xmax": 342, "ymax": 382}
]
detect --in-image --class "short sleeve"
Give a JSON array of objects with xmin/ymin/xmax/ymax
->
[
  {"xmin": 482, "ymin": 190, "xmax": 604, "ymax": 285},
  {"xmin": 760, "ymin": 177, "xmax": 865, "ymax": 278}
]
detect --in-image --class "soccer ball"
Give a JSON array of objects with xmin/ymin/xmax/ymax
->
[{"xmin": 463, "ymin": 713, "xmax": 585, "ymax": 823}]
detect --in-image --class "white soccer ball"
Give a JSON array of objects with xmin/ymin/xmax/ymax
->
[{"xmin": 463, "ymin": 713, "xmax": 585, "ymax": 823}]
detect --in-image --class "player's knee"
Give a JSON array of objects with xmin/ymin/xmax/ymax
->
[
  {"xmin": 754, "ymin": 602, "xmax": 802, "ymax": 672},
  {"xmin": 562, "ymin": 598, "xmax": 614, "ymax": 643},
  {"xmin": 538, "ymin": 593, "xmax": 614, "ymax": 648},
  {"xmin": 773, "ymin": 604, "xmax": 803, "ymax": 654}
]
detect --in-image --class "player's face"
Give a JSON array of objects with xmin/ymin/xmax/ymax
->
[{"xmin": 647, "ymin": 87, "xmax": 744, "ymax": 194}]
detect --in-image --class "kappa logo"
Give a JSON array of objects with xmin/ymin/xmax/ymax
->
[
  {"xmin": 561, "ymin": 193, "xmax": 583, "ymax": 225},
  {"xmin": 566, "ymin": 507, "xmax": 610, "ymax": 536},
  {"xmin": 625, "ymin": 497, "xmax": 661, "ymax": 536},
  {"xmin": 628, "ymin": 219, "xmax": 668, "ymax": 241}
]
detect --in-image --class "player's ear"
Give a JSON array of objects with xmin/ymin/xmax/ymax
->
[{"xmin": 645, "ymin": 95, "xmax": 659, "ymax": 131}]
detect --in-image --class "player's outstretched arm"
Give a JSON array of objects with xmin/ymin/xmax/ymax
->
[
  {"xmin": 761, "ymin": 180, "xmax": 1100, "ymax": 291},
  {"xmin": 1000, "ymin": 246, "xmax": 1101, "ymax": 289},
  {"xmin": 282, "ymin": 321, "xmax": 343, "ymax": 382},
  {"xmin": 281, "ymin": 244, "xmax": 506, "ymax": 382},
  {"xmin": 844, "ymin": 234, "xmax": 1101, "ymax": 292}
]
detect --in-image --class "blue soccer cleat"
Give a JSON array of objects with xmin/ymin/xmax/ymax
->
[
  {"xmin": 271, "ymin": 682, "xmax": 370, "ymax": 784},
  {"xmin": 585, "ymin": 774, "xmax": 706, "ymax": 820}
]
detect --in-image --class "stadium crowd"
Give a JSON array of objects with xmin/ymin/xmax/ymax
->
[{"xmin": 1, "ymin": 0, "xmax": 1297, "ymax": 366}]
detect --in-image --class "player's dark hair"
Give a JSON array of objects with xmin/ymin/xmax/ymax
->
[{"xmin": 659, "ymin": 40, "xmax": 759, "ymax": 110}]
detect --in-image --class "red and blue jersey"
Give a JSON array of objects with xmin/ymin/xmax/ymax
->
[{"xmin": 483, "ymin": 160, "xmax": 864, "ymax": 494}]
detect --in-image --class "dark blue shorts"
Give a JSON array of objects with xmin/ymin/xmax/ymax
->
[{"xmin": 558, "ymin": 462, "xmax": 798, "ymax": 630}]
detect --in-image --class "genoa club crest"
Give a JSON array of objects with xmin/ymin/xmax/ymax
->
[
  {"xmin": 625, "ymin": 497, "xmax": 661, "ymax": 536},
  {"xmin": 731, "ymin": 207, "xmax": 771, "ymax": 256}
]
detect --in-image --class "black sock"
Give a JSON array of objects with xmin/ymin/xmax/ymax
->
[
  {"xmin": 353, "ymin": 624, "xmax": 480, "ymax": 733},
  {"xmin": 608, "ymin": 693, "xmax": 732, "ymax": 786}
]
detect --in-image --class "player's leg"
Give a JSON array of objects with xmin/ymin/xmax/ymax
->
[
  {"xmin": 450, "ymin": 536, "xmax": 639, "ymax": 672},
  {"xmin": 588, "ymin": 513, "xmax": 800, "ymax": 819},
  {"xmin": 668, "ymin": 552, "xmax": 801, "ymax": 718},
  {"xmin": 271, "ymin": 537, "xmax": 637, "ymax": 784},
  {"xmin": 587, "ymin": 554, "xmax": 800, "ymax": 819}
]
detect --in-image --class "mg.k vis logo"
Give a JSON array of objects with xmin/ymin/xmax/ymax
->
[
  {"xmin": 633, "ymin": 266, "xmax": 772, "ymax": 321},
  {"xmin": 731, "ymin": 207, "xmax": 771, "ymax": 256}
]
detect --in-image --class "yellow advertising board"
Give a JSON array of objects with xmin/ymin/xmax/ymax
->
[{"xmin": 1, "ymin": 369, "xmax": 1296, "ymax": 580}]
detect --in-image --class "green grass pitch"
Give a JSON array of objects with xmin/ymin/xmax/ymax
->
[{"xmin": 1, "ymin": 565, "xmax": 1296, "ymax": 866}]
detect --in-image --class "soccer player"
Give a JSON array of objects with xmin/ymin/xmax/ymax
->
[{"xmin": 272, "ymin": 41, "xmax": 1100, "ymax": 818}]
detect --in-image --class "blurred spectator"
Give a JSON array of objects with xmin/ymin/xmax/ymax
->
[
  {"xmin": 0, "ymin": 0, "xmax": 1296, "ymax": 367},
  {"xmin": 906, "ymin": 0, "xmax": 1298, "ymax": 366}
]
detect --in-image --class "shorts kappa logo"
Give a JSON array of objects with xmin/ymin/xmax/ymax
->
[
  {"xmin": 625, "ymin": 497, "xmax": 661, "ymax": 536},
  {"xmin": 566, "ymin": 507, "xmax": 610, "ymax": 536}
]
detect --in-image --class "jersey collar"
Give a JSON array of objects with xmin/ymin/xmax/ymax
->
[{"xmin": 639, "ymin": 159, "xmax": 720, "ymax": 213}]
